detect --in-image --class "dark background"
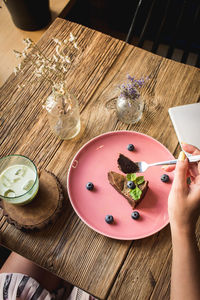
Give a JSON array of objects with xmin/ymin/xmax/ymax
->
[{"xmin": 66, "ymin": 0, "xmax": 200, "ymax": 58}]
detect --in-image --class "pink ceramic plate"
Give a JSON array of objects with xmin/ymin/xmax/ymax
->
[{"xmin": 67, "ymin": 131, "xmax": 174, "ymax": 240}]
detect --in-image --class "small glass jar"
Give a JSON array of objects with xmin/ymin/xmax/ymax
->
[
  {"xmin": 116, "ymin": 94, "xmax": 144, "ymax": 125},
  {"xmin": 45, "ymin": 89, "xmax": 81, "ymax": 140}
]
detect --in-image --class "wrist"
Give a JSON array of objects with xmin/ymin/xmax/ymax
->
[{"xmin": 170, "ymin": 222, "xmax": 196, "ymax": 240}]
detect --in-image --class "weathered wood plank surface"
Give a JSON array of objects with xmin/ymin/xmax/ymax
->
[
  {"xmin": 0, "ymin": 18, "xmax": 200, "ymax": 299},
  {"xmin": 0, "ymin": 18, "xmax": 129, "ymax": 300}
]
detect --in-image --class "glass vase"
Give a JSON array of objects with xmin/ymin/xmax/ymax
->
[
  {"xmin": 116, "ymin": 94, "xmax": 144, "ymax": 125},
  {"xmin": 45, "ymin": 90, "xmax": 81, "ymax": 140}
]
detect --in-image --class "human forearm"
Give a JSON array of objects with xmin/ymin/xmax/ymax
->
[
  {"xmin": 167, "ymin": 149, "xmax": 200, "ymax": 300},
  {"xmin": 170, "ymin": 226, "xmax": 200, "ymax": 300}
]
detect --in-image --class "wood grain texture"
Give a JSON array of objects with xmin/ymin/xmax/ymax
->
[
  {"xmin": 0, "ymin": 170, "xmax": 63, "ymax": 230},
  {"xmin": 0, "ymin": 18, "xmax": 200, "ymax": 299}
]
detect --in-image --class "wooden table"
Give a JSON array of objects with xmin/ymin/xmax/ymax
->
[{"xmin": 0, "ymin": 18, "xmax": 200, "ymax": 300}]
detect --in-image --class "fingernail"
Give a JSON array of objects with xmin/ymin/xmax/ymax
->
[
  {"xmin": 178, "ymin": 151, "xmax": 186, "ymax": 161},
  {"xmin": 161, "ymin": 165, "xmax": 168, "ymax": 169}
]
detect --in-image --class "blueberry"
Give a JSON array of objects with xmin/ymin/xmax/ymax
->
[
  {"xmin": 127, "ymin": 144, "xmax": 135, "ymax": 151},
  {"xmin": 161, "ymin": 174, "xmax": 169, "ymax": 183},
  {"xmin": 127, "ymin": 181, "xmax": 136, "ymax": 189},
  {"xmin": 86, "ymin": 182, "xmax": 94, "ymax": 190},
  {"xmin": 131, "ymin": 211, "xmax": 140, "ymax": 220},
  {"xmin": 105, "ymin": 215, "xmax": 114, "ymax": 224}
]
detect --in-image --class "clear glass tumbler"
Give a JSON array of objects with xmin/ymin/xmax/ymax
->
[{"xmin": 0, "ymin": 155, "xmax": 39, "ymax": 205}]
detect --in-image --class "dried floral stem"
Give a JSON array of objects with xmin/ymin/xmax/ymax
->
[
  {"xmin": 62, "ymin": 98, "xmax": 67, "ymax": 114},
  {"xmin": 13, "ymin": 34, "xmax": 81, "ymax": 114}
]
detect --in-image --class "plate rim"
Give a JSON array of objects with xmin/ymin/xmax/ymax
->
[{"xmin": 67, "ymin": 130, "xmax": 172, "ymax": 240}]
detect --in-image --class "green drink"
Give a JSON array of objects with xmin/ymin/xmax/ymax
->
[{"xmin": 0, "ymin": 155, "xmax": 39, "ymax": 205}]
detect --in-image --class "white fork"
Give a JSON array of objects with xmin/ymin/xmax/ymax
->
[{"xmin": 135, "ymin": 155, "xmax": 200, "ymax": 173}]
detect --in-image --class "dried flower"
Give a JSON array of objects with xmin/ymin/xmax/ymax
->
[
  {"xmin": 13, "ymin": 50, "xmax": 22, "ymax": 58},
  {"xmin": 52, "ymin": 38, "xmax": 61, "ymax": 45},
  {"xmin": 13, "ymin": 33, "xmax": 81, "ymax": 91},
  {"xmin": 69, "ymin": 32, "xmax": 76, "ymax": 42},
  {"xmin": 13, "ymin": 33, "xmax": 82, "ymax": 113},
  {"xmin": 119, "ymin": 75, "xmax": 148, "ymax": 100},
  {"xmin": 44, "ymin": 93, "xmax": 58, "ymax": 113},
  {"xmin": 17, "ymin": 83, "xmax": 26, "ymax": 90}
]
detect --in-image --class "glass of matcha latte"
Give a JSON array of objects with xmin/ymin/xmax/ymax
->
[{"xmin": 0, "ymin": 155, "xmax": 39, "ymax": 205}]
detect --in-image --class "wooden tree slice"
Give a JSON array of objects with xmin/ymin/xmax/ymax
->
[{"xmin": 0, "ymin": 170, "xmax": 63, "ymax": 230}]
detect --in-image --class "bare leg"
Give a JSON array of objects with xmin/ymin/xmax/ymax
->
[{"xmin": 0, "ymin": 252, "xmax": 71, "ymax": 293}]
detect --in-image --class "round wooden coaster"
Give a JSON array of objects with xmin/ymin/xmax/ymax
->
[{"xmin": 0, "ymin": 170, "xmax": 63, "ymax": 230}]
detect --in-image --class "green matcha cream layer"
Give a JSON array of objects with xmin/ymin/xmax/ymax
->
[{"xmin": 0, "ymin": 164, "xmax": 39, "ymax": 205}]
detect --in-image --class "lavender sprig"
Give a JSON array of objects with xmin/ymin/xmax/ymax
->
[{"xmin": 119, "ymin": 75, "xmax": 148, "ymax": 100}]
